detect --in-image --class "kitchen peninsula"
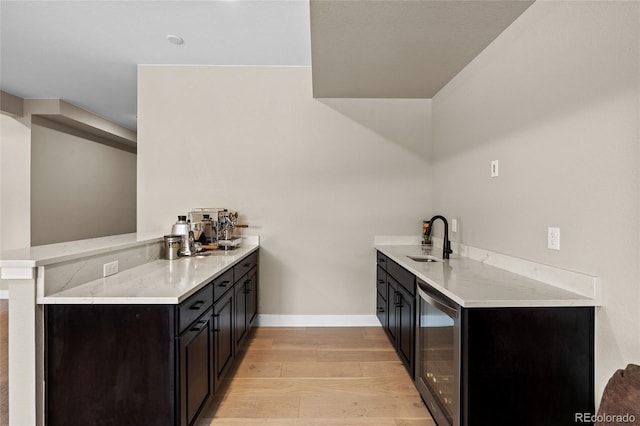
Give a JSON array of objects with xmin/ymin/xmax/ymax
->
[{"xmin": 0, "ymin": 233, "xmax": 259, "ymax": 426}]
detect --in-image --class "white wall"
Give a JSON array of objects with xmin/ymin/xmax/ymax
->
[
  {"xmin": 431, "ymin": 0, "xmax": 640, "ymax": 401},
  {"xmin": 137, "ymin": 65, "xmax": 432, "ymax": 315},
  {"xmin": 30, "ymin": 119, "xmax": 136, "ymax": 246}
]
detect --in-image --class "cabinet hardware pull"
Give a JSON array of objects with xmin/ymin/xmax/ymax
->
[
  {"xmin": 191, "ymin": 319, "xmax": 208, "ymax": 331},
  {"xmin": 243, "ymin": 262, "xmax": 251, "ymax": 267},
  {"xmin": 219, "ymin": 281, "xmax": 229, "ymax": 287},
  {"xmin": 244, "ymin": 280, "xmax": 252, "ymax": 292},
  {"xmin": 394, "ymin": 291, "xmax": 402, "ymax": 307},
  {"xmin": 189, "ymin": 301, "xmax": 205, "ymax": 310},
  {"xmin": 214, "ymin": 314, "xmax": 220, "ymax": 332},
  {"xmin": 378, "ymin": 279, "xmax": 385, "ymax": 284},
  {"xmin": 378, "ymin": 307, "xmax": 384, "ymax": 313}
]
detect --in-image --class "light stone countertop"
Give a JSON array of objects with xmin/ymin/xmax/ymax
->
[
  {"xmin": 38, "ymin": 243, "xmax": 259, "ymax": 305},
  {"xmin": 0, "ymin": 232, "xmax": 164, "ymax": 268},
  {"xmin": 376, "ymin": 244, "xmax": 599, "ymax": 308}
]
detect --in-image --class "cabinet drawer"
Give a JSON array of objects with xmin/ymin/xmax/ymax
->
[
  {"xmin": 376, "ymin": 266, "xmax": 387, "ymax": 300},
  {"xmin": 376, "ymin": 251, "xmax": 387, "ymax": 270},
  {"xmin": 234, "ymin": 251, "xmax": 258, "ymax": 283},
  {"xmin": 213, "ymin": 269, "xmax": 234, "ymax": 302},
  {"xmin": 387, "ymin": 258, "xmax": 415, "ymax": 296},
  {"xmin": 178, "ymin": 284, "xmax": 213, "ymax": 335}
]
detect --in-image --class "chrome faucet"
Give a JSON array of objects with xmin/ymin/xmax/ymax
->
[{"xmin": 426, "ymin": 215, "xmax": 453, "ymax": 259}]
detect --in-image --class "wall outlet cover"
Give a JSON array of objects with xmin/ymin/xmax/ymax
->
[
  {"xmin": 103, "ymin": 261, "xmax": 119, "ymax": 277},
  {"xmin": 547, "ymin": 227, "xmax": 560, "ymax": 250}
]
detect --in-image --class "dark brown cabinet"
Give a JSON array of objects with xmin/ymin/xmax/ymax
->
[
  {"xmin": 214, "ymin": 285, "xmax": 234, "ymax": 383},
  {"xmin": 178, "ymin": 308, "xmax": 214, "ymax": 426},
  {"xmin": 376, "ymin": 266, "xmax": 387, "ymax": 328},
  {"xmin": 376, "ymin": 251, "xmax": 415, "ymax": 377},
  {"xmin": 45, "ymin": 249, "xmax": 259, "ymax": 426},
  {"xmin": 246, "ymin": 266, "xmax": 258, "ymax": 326},
  {"xmin": 396, "ymin": 281, "xmax": 414, "ymax": 374},
  {"xmin": 235, "ymin": 266, "xmax": 258, "ymax": 349}
]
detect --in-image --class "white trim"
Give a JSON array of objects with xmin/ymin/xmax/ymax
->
[
  {"xmin": 0, "ymin": 266, "xmax": 36, "ymax": 280},
  {"xmin": 256, "ymin": 314, "xmax": 379, "ymax": 327},
  {"xmin": 0, "ymin": 290, "xmax": 8, "ymax": 299}
]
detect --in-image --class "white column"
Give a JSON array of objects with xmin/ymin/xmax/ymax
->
[{"xmin": 3, "ymin": 266, "xmax": 43, "ymax": 426}]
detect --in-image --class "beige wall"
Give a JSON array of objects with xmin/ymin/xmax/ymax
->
[
  {"xmin": 30, "ymin": 119, "xmax": 137, "ymax": 246},
  {"xmin": 137, "ymin": 65, "xmax": 432, "ymax": 315},
  {"xmin": 0, "ymin": 114, "xmax": 32, "ymax": 294},
  {"xmin": 0, "ymin": 114, "xmax": 31, "ymax": 251},
  {"xmin": 431, "ymin": 1, "xmax": 640, "ymax": 401}
]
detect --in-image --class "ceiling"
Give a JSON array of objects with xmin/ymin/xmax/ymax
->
[
  {"xmin": 1, "ymin": 0, "xmax": 533, "ymax": 132},
  {"xmin": 0, "ymin": 0, "xmax": 311, "ymax": 130},
  {"xmin": 310, "ymin": 0, "xmax": 534, "ymax": 98}
]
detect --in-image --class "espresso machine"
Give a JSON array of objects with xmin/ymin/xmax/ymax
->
[{"xmin": 187, "ymin": 208, "xmax": 245, "ymax": 250}]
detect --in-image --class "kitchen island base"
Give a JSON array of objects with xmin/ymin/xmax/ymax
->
[{"xmin": 45, "ymin": 250, "xmax": 258, "ymax": 426}]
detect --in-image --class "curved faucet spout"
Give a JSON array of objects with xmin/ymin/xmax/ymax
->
[{"xmin": 426, "ymin": 215, "xmax": 453, "ymax": 259}]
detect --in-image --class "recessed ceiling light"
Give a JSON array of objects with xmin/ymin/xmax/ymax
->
[{"xmin": 166, "ymin": 35, "xmax": 184, "ymax": 45}]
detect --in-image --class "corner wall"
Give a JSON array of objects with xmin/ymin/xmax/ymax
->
[
  {"xmin": 137, "ymin": 65, "xmax": 432, "ymax": 316},
  {"xmin": 431, "ymin": 1, "xmax": 640, "ymax": 401}
]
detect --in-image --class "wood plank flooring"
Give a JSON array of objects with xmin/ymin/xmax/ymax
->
[{"xmin": 197, "ymin": 327, "xmax": 435, "ymax": 426}]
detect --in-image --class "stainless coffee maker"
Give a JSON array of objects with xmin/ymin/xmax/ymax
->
[{"xmin": 171, "ymin": 216, "xmax": 203, "ymax": 256}]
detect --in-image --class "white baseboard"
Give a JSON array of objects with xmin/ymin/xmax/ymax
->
[{"xmin": 256, "ymin": 314, "xmax": 379, "ymax": 327}]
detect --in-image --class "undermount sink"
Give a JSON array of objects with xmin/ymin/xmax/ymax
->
[{"xmin": 407, "ymin": 255, "xmax": 442, "ymax": 263}]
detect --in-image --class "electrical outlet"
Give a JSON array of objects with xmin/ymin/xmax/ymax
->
[
  {"xmin": 103, "ymin": 261, "xmax": 119, "ymax": 277},
  {"xmin": 491, "ymin": 160, "xmax": 499, "ymax": 177},
  {"xmin": 547, "ymin": 227, "xmax": 560, "ymax": 250},
  {"xmin": 451, "ymin": 218, "xmax": 458, "ymax": 233}
]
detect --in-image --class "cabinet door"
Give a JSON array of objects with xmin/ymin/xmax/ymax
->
[
  {"xmin": 46, "ymin": 305, "xmax": 175, "ymax": 426},
  {"xmin": 246, "ymin": 266, "xmax": 258, "ymax": 327},
  {"xmin": 386, "ymin": 276, "xmax": 399, "ymax": 345},
  {"xmin": 178, "ymin": 309, "xmax": 214, "ymax": 426},
  {"xmin": 213, "ymin": 289, "xmax": 234, "ymax": 384},
  {"xmin": 397, "ymin": 284, "xmax": 415, "ymax": 378},
  {"xmin": 234, "ymin": 277, "xmax": 247, "ymax": 347},
  {"xmin": 376, "ymin": 292, "xmax": 387, "ymax": 329}
]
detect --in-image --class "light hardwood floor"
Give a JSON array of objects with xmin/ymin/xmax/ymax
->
[
  {"xmin": 1, "ymin": 300, "xmax": 7, "ymax": 426},
  {"xmin": 197, "ymin": 327, "xmax": 435, "ymax": 426}
]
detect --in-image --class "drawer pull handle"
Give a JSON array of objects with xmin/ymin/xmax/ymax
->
[
  {"xmin": 218, "ymin": 281, "xmax": 230, "ymax": 288},
  {"xmin": 378, "ymin": 307, "xmax": 384, "ymax": 313},
  {"xmin": 243, "ymin": 262, "xmax": 251, "ymax": 267},
  {"xmin": 394, "ymin": 291, "xmax": 402, "ymax": 307},
  {"xmin": 214, "ymin": 314, "xmax": 220, "ymax": 332},
  {"xmin": 377, "ymin": 279, "xmax": 385, "ymax": 284},
  {"xmin": 189, "ymin": 301, "xmax": 205, "ymax": 310},
  {"xmin": 191, "ymin": 320, "xmax": 208, "ymax": 331}
]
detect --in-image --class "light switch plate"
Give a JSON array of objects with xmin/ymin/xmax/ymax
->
[{"xmin": 491, "ymin": 160, "xmax": 499, "ymax": 177}]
